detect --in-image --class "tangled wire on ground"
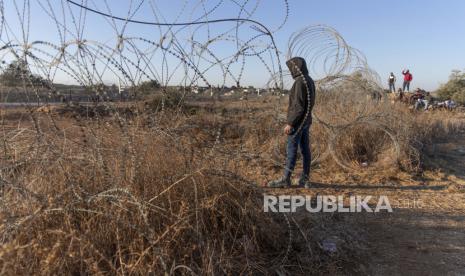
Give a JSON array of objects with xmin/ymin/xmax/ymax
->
[
  {"xmin": 0, "ymin": 0, "xmax": 404, "ymax": 171},
  {"xmin": 0, "ymin": 1, "xmax": 443, "ymax": 274}
]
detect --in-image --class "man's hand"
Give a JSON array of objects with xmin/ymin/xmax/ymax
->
[{"xmin": 284, "ymin": 124, "xmax": 293, "ymax": 135}]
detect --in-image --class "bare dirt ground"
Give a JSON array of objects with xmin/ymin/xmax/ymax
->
[
  {"xmin": 296, "ymin": 132, "xmax": 465, "ymax": 275},
  {"xmin": 360, "ymin": 134, "xmax": 465, "ymax": 275}
]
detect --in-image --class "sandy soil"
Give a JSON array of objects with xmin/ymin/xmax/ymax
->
[
  {"xmin": 250, "ymin": 99, "xmax": 465, "ymax": 274},
  {"xmin": 360, "ymin": 134, "xmax": 465, "ymax": 275},
  {"xmin": 284, "ymin": 132, "xmax": 465, "ymax": 275}
]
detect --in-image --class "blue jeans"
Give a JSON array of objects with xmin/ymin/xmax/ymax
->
[
  {"xmin": 284, "ymin": 124, "xmax": 311, "ymax": 179},
  {"xmin": 415, "ymin": 99, "xmax": 429, "ymax": 110},
  {"xmin": 389, "ymin": 83, "xmax": 395, "ymax": 93},
  {"xmin": 403, "ymin": 81, "xmax": 410, "ymax": 92}
]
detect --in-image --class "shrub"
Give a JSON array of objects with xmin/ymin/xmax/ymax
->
[
  {"xmin": 451, "ymin": 89, "xmax": 465, "ymax": 104},
  {"xmin": 0, "ymin": 60, "xmax": 47, "ymax": 87},
  {"xmin": 146, "ymin": 89, "xmax": 186, "ymax": 111},
  {"xmin": 437, "ymin": 69, "xmax": 465, "ymax": 104}
]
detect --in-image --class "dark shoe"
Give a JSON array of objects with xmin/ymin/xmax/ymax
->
[
  {"xmin": 267, "ymin": 177, "xmax": 291, "ymax": 188},
  {"xmin": 298, "ymin": 176, "xmax": 311, "ymax": 188}
]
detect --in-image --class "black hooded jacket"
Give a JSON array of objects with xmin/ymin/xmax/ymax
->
[{"xmin": 285, "ymin": 57, "xmax": 316, "ymax": 129}]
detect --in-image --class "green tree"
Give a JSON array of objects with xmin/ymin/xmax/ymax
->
[
  {"xmin": 437, "ymin": 69, "xmax": 465, "ymax": 104},
  {"xmin": 138, "ymin": 79, "xmax": 161, "ymax": 91},
  {"xmin": 0, "ymin": 60, "xmax": 47, "ymax": 87}
]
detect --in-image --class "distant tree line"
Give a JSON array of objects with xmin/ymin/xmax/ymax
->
[{"xmin": 0, "ymin": 60, "xmax": 48, "ymax": 87}]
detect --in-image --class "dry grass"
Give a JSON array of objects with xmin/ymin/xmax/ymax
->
[
  {"xmin": 0, "ymin": 106, "xmax": 365, "ymax": 275},
  {"xmin": 0, "ymin": 95, "xmax": 463, "ymax": 275}
]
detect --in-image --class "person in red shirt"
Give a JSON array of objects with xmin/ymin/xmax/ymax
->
[{"xmin": 402, "ymin": 69, "xmax": 413, "ymax": 92}]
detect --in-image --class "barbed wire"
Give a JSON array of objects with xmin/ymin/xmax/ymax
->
[
  {"xmin": 0, "ymin": 2, "xmax": 408, "ymax": 273},
  {"xmin": 0, "ymin": 0, "xmax": 407, "ymax": 192},
  {"xmin": 0, "ymin": 0, "xmax": 407, "ymax": 178}
]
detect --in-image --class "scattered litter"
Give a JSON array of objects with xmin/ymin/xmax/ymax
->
[{"xmin": 322, "ymin": 239, "xmax": 337, "ymax": 254}]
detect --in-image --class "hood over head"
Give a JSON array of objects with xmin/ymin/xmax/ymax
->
[{"xmin": 286, "ymin": 57, "xmax": 309, "ymax": 79}]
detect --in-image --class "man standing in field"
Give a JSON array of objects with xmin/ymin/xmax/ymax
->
[
  {"xmin": 388, "ymin": 72, "xmax": 396, "ymax": 93},
  {"xmin": 402, "ymin": 69, "xmax": 413, "ymax": 92},
  {"xmin": 268, "ymin": 57, "xmax": 316, "ymax": 188}
]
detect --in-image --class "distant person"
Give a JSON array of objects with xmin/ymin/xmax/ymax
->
[
  {"xmin": 402, "ymin": 69, "xmax": 413, "ymax": 92},
  {"xmin": 414, "ymin": 90, "xmax": 432, "ymax": 110},
  {"xmin": 423, "ymin": 92, "xmax": 433, "ymax": 110},
  {"xmin": 397, "ymin": 87, "xmax": 403, "ymax": 95},
  {"xmin": 445, "ymin": 99, "xmax": 457, "ymax": 110},
  {"xmin": 268, "ymin": 57, "xmax": 316, "ymax": 189},
  {"xmin": 388, "ymin": 72, "xmax": 396, "ymax": 93},
  {"xmin": 438, "ymin": 98, "xmax": 457, "ymax": 110},
  {"xmin": 412, "ymin": 88, "xmax": 423, "ymax": 100}
]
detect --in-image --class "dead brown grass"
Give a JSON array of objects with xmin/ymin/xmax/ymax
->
[
  {"xmin": 0, "ymin": 107, "xmax": 366, "ymax": 275},
  {"xmin": 0, "ymin": 96, "xmax": 463, "ymax": 275}
]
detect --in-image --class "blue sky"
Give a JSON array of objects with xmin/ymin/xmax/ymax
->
[
  {"xmin": 279, "ymin": 0, "xmax": 465, "ymax": 90},
  {"xmin": 1, "ymin": 0, "xmax": 464, "ymax": 90}
]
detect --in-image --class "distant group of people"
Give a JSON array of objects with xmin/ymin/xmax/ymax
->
[
  {"xmin": 387, "ymin": 69, "xmax": 457, "ymax": 111},
  {"xmin": 401, "ymin": 88, "xmax": 456, "ymax": 111},
  {"xmin": 388, "ymin": 69, "xmax": 413, "ymax": 93}
]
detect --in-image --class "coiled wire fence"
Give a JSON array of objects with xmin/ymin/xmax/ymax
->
[{"xmin": 0, "ymin": 1, "xmax": 416, "ymax": 274}]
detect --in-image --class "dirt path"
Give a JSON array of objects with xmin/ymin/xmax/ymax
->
[
  {"xmin": 264, "ymin": 121, "xmax": 465, "ymax": 274},
  {"xmin": 354, "ymin": 135, "xmax": 465, "ymax": 275},
  {"xmin": 364, "ymin": 207, "xmax": 465, "ymax": 275},
  {"xmin": 297, "ymin": 184, "xmax": 465, "ymax": 275},
  {"xmin": 363, "ymin": 135, "xmax": 465, "ymax": 275},
  {"xmin": 286, "ymin": 133, "xmax": 465, "ymax": 275}
]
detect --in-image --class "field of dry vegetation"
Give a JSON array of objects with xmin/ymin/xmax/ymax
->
[{"xmin": 1, "ymin": 93, "xmax": 464, "ymax": 274}]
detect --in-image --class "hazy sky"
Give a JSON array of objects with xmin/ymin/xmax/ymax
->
[
  {"xmin": 282, "ymin": 0, "xmax": 465, "ymax": 90},
  {"xmin": 1, "ymin": 0, "xmax": 464, "ymax": 90}
]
